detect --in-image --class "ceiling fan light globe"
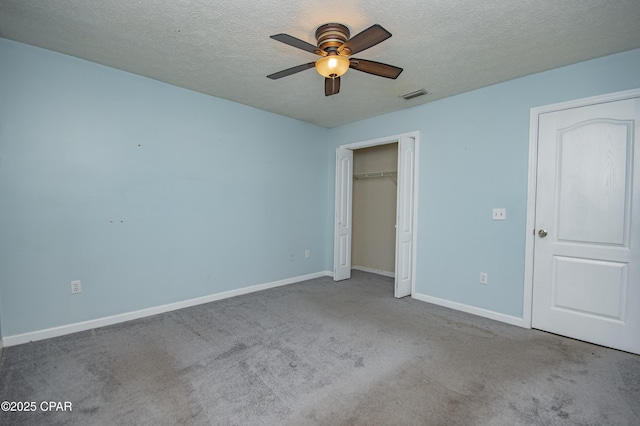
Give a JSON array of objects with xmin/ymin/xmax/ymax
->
[{"xmin": 315, "ymin": 55, "xmax": 349, "ymax": 78}]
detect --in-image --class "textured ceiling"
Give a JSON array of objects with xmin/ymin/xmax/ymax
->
[{"xmin": 1, "ymin": 0, "xmax": 640, "ymax": 128}]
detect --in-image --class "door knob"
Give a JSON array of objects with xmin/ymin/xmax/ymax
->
[{"xmin": 538, "ymin": 229, "xmax": 548, "ymax": 238}]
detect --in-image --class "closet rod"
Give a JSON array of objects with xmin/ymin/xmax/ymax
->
[{"xmin": 353, "ymin": 171, "xmax": 397, "ymax": 180}]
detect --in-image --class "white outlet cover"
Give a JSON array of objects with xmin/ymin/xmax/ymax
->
[
  {"xmin": 71, "ymin": 280, "xmax": 82, "ymax": 294},
  {"xmin": 492, "ymin": 208, "xmax": 506, "ymax": 220}
]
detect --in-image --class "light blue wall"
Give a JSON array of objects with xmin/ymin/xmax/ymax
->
[
  {"xmin": 0, "ymin": 39, "xmax": 329, "ymax": 336},
  {"xmin": 328, "ymin": 48, "xmax": 640, "ymax": 318},
  {"xmin": 2, "ymin": 37, "xmax": 639, "ymax": 339},
  {"xmin": 0, "ymin": 288, "xmax": 3, "ymax": 340}
]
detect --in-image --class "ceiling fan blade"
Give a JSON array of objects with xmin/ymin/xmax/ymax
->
[
  {"xmin": 325, "ymin": 77, "xmax": 340, "ymax": 96},
  {"xmin": 270, "ymin": 34, "xmax": 324, "ymax": 56},
  {"xmin": 267, "ymin": 62, "xmax": 316, "ymax": 80},
  {"xmin": 349, "ymin": 58, "xmax": 403, "ymax": 79},
  {"xmin": 338, "ymin": 24, "xmax": 391, "ymax": 55}
]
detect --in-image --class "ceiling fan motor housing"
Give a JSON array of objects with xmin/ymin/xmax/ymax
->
[{"xmin": 315, "ymin": 23, "xmax": 350, "ymax": 53}]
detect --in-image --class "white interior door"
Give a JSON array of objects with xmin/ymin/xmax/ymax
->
[
  {"xmin": 333, "ymin": 147, "xmax": 353, "ymax": 281},
  {"xmin": 395, "ymin": 136, "xmax": 416, "ymax": 298},
  {"xmin": 532, "ymin": 95, "xmax": 640, "ymax": 354}
]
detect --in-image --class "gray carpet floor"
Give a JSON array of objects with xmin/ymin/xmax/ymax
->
[{"xmin": 0, "ymin": 270, "xmax": 638, "ymax": 425}]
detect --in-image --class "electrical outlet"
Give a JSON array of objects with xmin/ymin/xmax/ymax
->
[
  {"xmin": 71, "ymin": 280, "xmax": 82, "ymax": 294},
  {"xmin": 492, "ymin": 208, "xmax": 506, "ymax": 220},
  {"xmin": 480, "ymin": 273, "xmax": 488, "ymax": 285},
  {"xmin": 305, "ymin": 250, "xmax": 310, "ymax": 258}
]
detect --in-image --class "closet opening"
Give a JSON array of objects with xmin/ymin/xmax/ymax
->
[
  {"xmin": 333, "ymin": 132, "xmax": 418, "ymax": 298},
  {"xmin": 352, "ymin": 143, "xmax": 398, "ymax": 278}
]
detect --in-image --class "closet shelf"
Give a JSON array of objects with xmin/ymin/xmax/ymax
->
[{"xmin": 353, "ymin": 171, "xmax": 397, "ymax": 180}]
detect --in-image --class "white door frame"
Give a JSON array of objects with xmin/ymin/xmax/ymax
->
[
  {"xmin": 522, "ymin": 88, "xmax": 640, "ymax": 328},
  {"xmin": 333, "ymin": 131, "xmax": 420, "ymax": 296}
]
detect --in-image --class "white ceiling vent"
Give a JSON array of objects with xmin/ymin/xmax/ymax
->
[{"xmin": 401, "ymin": 89, "xmax": 428, "ymax": 100}]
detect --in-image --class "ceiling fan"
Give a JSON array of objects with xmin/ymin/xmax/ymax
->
[{"xmin": 267, "ymin": 23, "xmax": 403, "ymax": 96}]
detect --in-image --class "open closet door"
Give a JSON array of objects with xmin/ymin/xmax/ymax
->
[
  {"xmin": 395, "ymin": 136, "xmax": 416, "ymax": 298},
  {"xmin": 334, "ymin": 147, "xmax": 353, "ymax": 281}
]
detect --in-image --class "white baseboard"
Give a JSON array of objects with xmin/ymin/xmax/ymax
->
[
  {"xmin": 3, "ymin": 271, "xmax": 333, "ymax": 347},
  {"xmin": 352, "ymin": 265, "xmax": 395, "ymax": 278},
  {"xmin": 412, "ymin": 292, "xmax": 526, "ymax": 328}
]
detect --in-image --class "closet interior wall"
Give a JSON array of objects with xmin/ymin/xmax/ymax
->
[{"xmin": 352, "ymin": 143, "xmax": 398, "ymax": 276}]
